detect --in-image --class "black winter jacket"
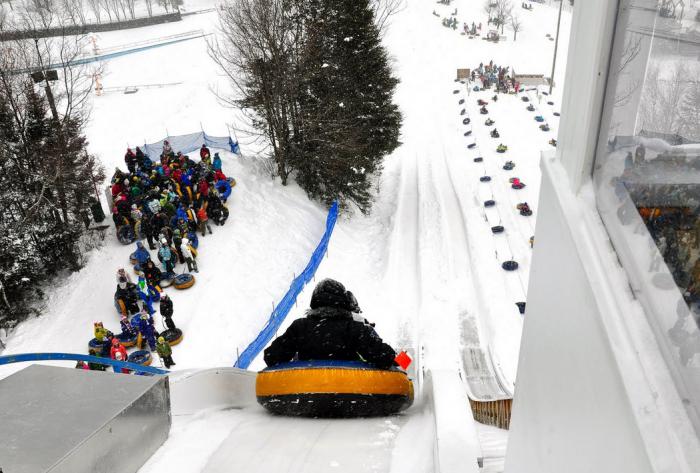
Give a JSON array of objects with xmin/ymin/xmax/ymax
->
[
  {"xmin": 160, "ymin": 298, "xmax": 173, "ymax": 318},
  {"xmin": 263, "ymin": 307, "xmax": 396, "ymax": 368}
]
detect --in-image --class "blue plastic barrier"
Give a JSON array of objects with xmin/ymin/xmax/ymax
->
[
  {"xmin": 234, "ymin": 202, "xmax": 339, "ymax": 369},
  {"xmin": 141, "ymin": 131, "xmax": 240, "ymax": 158},
  {"xmin": 0, "ymin": 352, "xmax": 168, "ymax": 375}
]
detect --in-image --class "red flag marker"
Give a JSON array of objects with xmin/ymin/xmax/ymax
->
[{"xmin": 395, "ymin": 351, "xmax": 412, "ymax": 370}]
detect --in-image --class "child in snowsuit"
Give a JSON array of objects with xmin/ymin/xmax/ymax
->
[
  {"xmin": 138, "ymin": 313, "xmax": 158, "ymax": 351},
  {"xmin": 181, "ymin": 237, "xmax": 198, "ymax": 273},
  {"xmin": 156, "ymin": 336, "xmax": 176, "ymax": 368},
  {"xmin": 120, "ymin": 315, "xmax": 134, "ymax": 337},
  {"xmin": 159, "ymin": 293, "xmax": 177, "ymax": 330},
  {"xmin": 158, "ymin": 240, "xmax": 175, "ymax": 275}
]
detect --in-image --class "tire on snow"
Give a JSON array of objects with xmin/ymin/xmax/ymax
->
[
  {"xmin": 161, "ymin": 328, "xmax": 184, "ymax": 346},
  {"xmin": 173, "ymin": 273, "xmax": 195, "ymax": 290}
]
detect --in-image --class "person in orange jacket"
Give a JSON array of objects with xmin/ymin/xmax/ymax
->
[{"xmin": 196, "ymin": 206, "xmax": 212, "ymax": 236}]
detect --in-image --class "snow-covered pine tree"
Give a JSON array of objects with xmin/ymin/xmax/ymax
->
[
  {"xmin": 0, "ymin": 81, "xmax": 103, "ymax": 327},
  {"xmin": 295, "ymin": 0, "xmax": 401, "ymax": 213},
  {"xmin": 679, "ymin": 81, "xmax": 700, "ymax": 142}
]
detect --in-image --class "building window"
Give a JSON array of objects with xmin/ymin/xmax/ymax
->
[{"xmin": 593, "ymin": 0, "xmax": 700, "ymax": 433}]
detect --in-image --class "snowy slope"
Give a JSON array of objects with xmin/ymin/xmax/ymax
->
[{"xmin": 0, "ymin": 0, "xmax": 572, "ymax": 471}]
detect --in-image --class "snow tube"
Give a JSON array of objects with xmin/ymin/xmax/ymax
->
[
  {"xmin": 173, "ymin": 273, "xmax": 195, "ymax": 290},
  {"xmin": 160, "ymin": 277, "xmax": 174, "ymax": 288},
  {"xmin": 467, "ymin": 143, "xmax": 477, "ymax": 149},
  {"xmin": 502, "ymin": 261, "xmax": 519, "ymax": 271},
  {"xmin": 460, "ymin": 109, "xmax": 466, "ymax": 115},
  {"xmin": 503, "ymin": 162, "xmax": 515, "ymax": 170},
  {"xmin": 215, "ymin": 180, "xmax": 232, "ymax": 201},
  {"xmin": 116, "ymin": 331, "xmax": 138, "ymax": 348},
  {"xmin": 459, "ymin": 99, "xmax": 465, "ymax": 104},
  {"xmin": 480, "ymin": 176, "xmax": 492, "ymax": 182},
  {"xmin": 88, "ymin": 338, "xmax": 109, "ymax": 356},
  {"xmin": 547, "ymin": 101, "xmax": 554, "ymax": 106},
  {"xmin": 474, "ymin": 157, "xmax": 483, "ymax": 163},
  {"xmin": 553, "ymin": 112, "xmax": 561, "ymax": 117},
  {"xmin": 496, "ymin": 147, "xmax": 507, "ymax": 153},
  {"xmin": 484, "ymin": 200, "xmax": 496, "ymax": 207},
  {"xmin": 512, "ymin": 183, "xmax": 526, "ymax": 190},
  {"xmin": 463, "ymin": 118, "xmax": 470, "ymax": 125},
  {"xmin": 452, "ymin": 89, "xmax": 460, "ymax": 94},
  {"xmin": 256, "ymin": 360, "xmax": 414, "ymax": 418},
  {"xmin": 521, "ymin": 96, "xmax": 530, "ymax": 102},
  {"xmin": 128, "ymin": 350, "xmax": 152, "ymax": 366},
  {"xmin": 161, "ymin": 328, "xmax": 184, "ymax": 346},
  {"xmin": 534, "ymin": 116, "xmax": 545, "ymax": 122},
  {"xmin": 464, "ymin": 131, "xmax": 472, "ymax": 136},
  {"xmin": 117, "ymin": 225, "xmax": 136, "ymax": 245},
  {"xmin": 491, "ymin": 225, "xmax": 505, "ymax": 234},
  {"xmin": 520, "ymin": 209, "xmax": 533, "ymax": 216}
]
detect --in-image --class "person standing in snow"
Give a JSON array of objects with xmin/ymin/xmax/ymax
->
[
  {"xmin": 180, "ymin": 237, "xmax": 198, "ymax": 273},
  {"xmin": 159, "ymin": 293, "xmax": 177, "ymax": 330},
  {"xmin": 196, "ymin": 206, "xmax": 212, "ymax": 236},
  {"xmin": 156, "ymin": 336, "xmax": 176, "ymax": 368},
  {"xmin": 264, "ymin": 279, "xmax": 397, "ymax": 369},
  {"xmin": 138, "ymin": 313, "xmax": 158, "ymax": 351},
  {"xmin": 158, "ymin": 239, "xmax": 174, "ymax": 275},
  {"xmin": 200, "ymin": 144, "xmax": 211, "ymax": 161}
]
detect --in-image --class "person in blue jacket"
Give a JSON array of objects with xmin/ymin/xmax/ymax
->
[
  {"xmin": 133, "ymin": 241, "xmax": 150, "ymax": 265},
  {"xmin": 158, "ymin": 239, "xmax": 174, "ymax": 275},
  {"xmin": 138, "ymin": 312, "xmax": 158, "ymax": 351},
  {"xmin": 212, "ymin": 153, "xmax": 222, "ymax": 171}
]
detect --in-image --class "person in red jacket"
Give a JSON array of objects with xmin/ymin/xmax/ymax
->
[
  {"xmin": 110, "ymin": 339, "xmax": 128, "ymax": 363},
  {"xmin": 198, "ymin": 178, "xmax": 209, "ymax": 197}
]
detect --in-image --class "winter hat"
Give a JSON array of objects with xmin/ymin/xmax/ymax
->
[
  {"xmin": 310, "ymin": 279, "xmax": 351, "ymax": 310},
  {"xmin": 158, "ymin": 336, "xmax": 165, "ymax": 344}
]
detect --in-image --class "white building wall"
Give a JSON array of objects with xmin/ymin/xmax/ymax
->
[{"xmin": 505, "ymin": 1, "xmax": 700, "ymax": 472}]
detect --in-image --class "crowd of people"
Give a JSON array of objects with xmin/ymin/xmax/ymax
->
[
  {"xmin": 110, "ymin": 141, "xmax": 233, "ymax": 250},
  {"xmin": 471, "ymin": 61, "xmax": 520, "ymax": 94},
  {"xmin": 79, "ymin": 141, "xmax": 236, "ymax": 373}
]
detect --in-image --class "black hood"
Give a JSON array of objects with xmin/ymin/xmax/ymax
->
[
  {"xmin": 306, "ymin": 306, "xmax": 353, "ymax": 320},
  {"xmin": 310, "ymin": 279, "xmax": 351, "ymax": 310}
]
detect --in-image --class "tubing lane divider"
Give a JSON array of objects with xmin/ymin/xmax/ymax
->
[
  {"xmin": 234, "ymin": 202, "xmax": 339, "ymax": 370},
  {"xmin": 0, "ymin": 352, "xmax": 168, "ymax": 375}
]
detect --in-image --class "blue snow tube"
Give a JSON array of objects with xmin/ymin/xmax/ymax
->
[
  {"xmin": 173, "ymin": 273, "xmax": 195, "ymax": 290},
  {"xmin": 116, "ymin": 331, "xmax": 138, "ymax": 348},
  {"xmin": 216, "ymin": 180, "xmax": 232, "ymax": 201},
  {"xmin": 534, "ymin": 115, "xmax": 545, "ymax": 122},
  {"xmin": 88, "ymin": 338, "xmax": 109, "ymax": 356},
  {"xmin": 484, "ymin": 200, "xmax": 496, "ymax": 207},
  {"xmin": 502, "ymin": 260, "xmax": 519, "ymax": 271},
  {"xmin": 128, "ymin": 350, "xmax": 152, "ymax": 366},
  {"xmin": 117, "ymin": 225, "xmax": 136, "ymax": 245}
]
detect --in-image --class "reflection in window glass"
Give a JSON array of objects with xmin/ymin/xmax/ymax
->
[{"xmin": 593, "ymin": 0, "xmax": 700, "ymax": 435}]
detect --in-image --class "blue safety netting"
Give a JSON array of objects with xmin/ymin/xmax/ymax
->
[
  {"xmin": 0, "ymin": 352, "xmax": 168, "ymax": 375},
  {"xmin": 234, "ymin": 201, "xmax": 339, "ymax": 369},
  {"xmin": 141, "ymin": 131, "xmax": 240, "ymax": 158}
]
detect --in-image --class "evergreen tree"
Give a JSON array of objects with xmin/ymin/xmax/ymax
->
[{"xmin": 295, "ymin": 0, "xmax": 401, "ymax": 212}]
